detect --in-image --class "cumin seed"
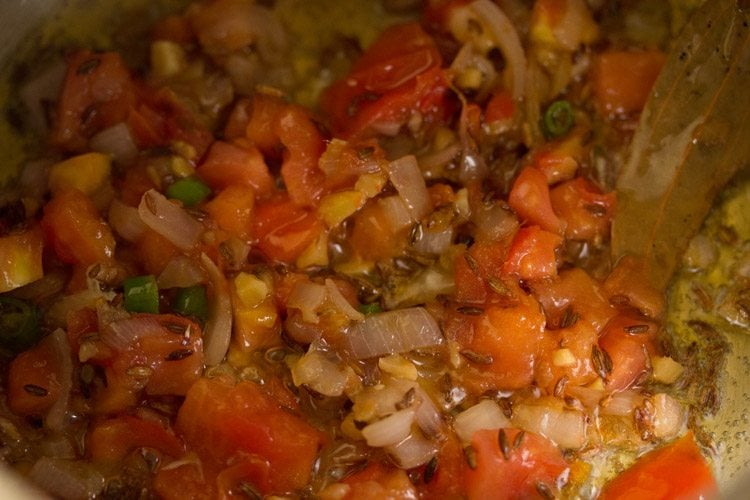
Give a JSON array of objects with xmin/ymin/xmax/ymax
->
[
  {"xmin": 553, "ymin": 376, "xmax": 568, "ymax": 398},
  {"xmin": 591, "ymin": 345, "xmax": 612, "ymax": 380},
  {"xmin": 513, "ymin": 430, "xmax": 525, "ymax": 450},
  {"xmin": 164, "ymin": 322, "xmax": 187, "ymax": 335},
  {"xmin": 236, "ymin": 481, "xmax": 262, "ymax": 500},
  {"xmin": 464, "ymin": 253, "xmax": 479, "ymax": 273},
  {"xmin": 423, "ymin": 456, "xmax": 438, "ymax": 484},
  {"xmin": 488, "ymin": 277, "xmax": 513, "ymax": 297},
  {"xmin": 23, "ymin": 384, "xmax": 48, "ymax": 397},
  {"xmin": 559, "ymin": 306, "xmax": 579, "ymax": 328},
  {"xmin": 410, "ymin": 222, "xmax": 423, "ymax": 244},
  {"xmin": 536, "ymin": 481, "xmax": 555, "ymax": 500},
  {"xmin": 624, "ymin": 324, "xmax": 650, "ymax": 334},
  {"xmin": 498, "ymin": 429, "xmax": 510, "ymax": 460},
  {"xmin": 76, "ymin": 58, "xmax": 101, "ymax": 75},
  {"xmin": 357, "ymin": 146, "xmax": 375, "ymax": 159},
  {"xmin": 463, "ymin": 445, "xmax": 477, "ymax": 469},
  {"xmin": 165, "ymin": 348, "xmax": 194, "ymax": 361},
  {"xmin": 461, "ymin": 349, "xmax": 493, "ymax": 365},
  {"xmin": 396, "ymin": 388, "xmax": 416, "ymax": 410},
  {"xmin": 144, "ymin": 191, "xmax": 158, "ymax": 214},
  {"xmin": 457, "ymin": 306, "xmax": 484, "ymax": 316}
]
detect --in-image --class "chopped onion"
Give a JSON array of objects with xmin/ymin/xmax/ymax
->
[
  {"xmin": 19, "ymin": 59, "xmax": 66, "ymax": 135},
  {"xmin": 379, "ymin": 195, "xmax": 415, "ymax": 231},
  {"xmin": 651, "ymin": 393, "xmax": 685, "ymax": 439},
  {"xmin": 89, "ymin": 123, "xmax": 138, "ymax": 165},
  {"xmin": 345, "ymin": 307, "xmax": 444, "ymax": 359},
  {"xmin": 325, "ymin": 279, "xmax": 364, "ymax": 322},
  {"xmin": 157, "ymin": 256, "xmax": 207, "ymax": 289},
  {"xmin": 108, "ymin": 199, "xmax": 146, "ymax": 243},
  {"xmin": 352, "ymin": 380, "xmax": 418, "ymax": 422},
  {"xmin": 413, "ymin": 386, "xmax": 445, "ymax": 437},
  {"xmin": 45, "ymin": 329, "xmax": 73, "ymax": 432},
  {"xmin": 472, "ymin": 203, "xmax": 519, "ymax": 243},
  {"xmin": 385, "ymin": 431, "xmax": 438, "ymax": 469},
  {"xmin": 453, "ymin": 399, "xmax": 511, "ymax": 444},
  {"xmin": 413, "ymin": 226, "xmax": 454, "ymax": 255},
  {"xmin": 512, "ymin": 401, "xmax": 586, "ymax": 449},
  {"xmin": 468, "ymin": 0, "xmax": 526, "ymax": 100},
  {"xmin": 600, "ymin": 390, "xmax": 642, "ymax": 417},
  {"xmin": 651, "ymin": 356, "xmax": 684, "ymax": 384},
  {"xmin": 19, "ymin": 159, "xmax": 53, "ymax": 202},
  {"xmin": 287, "ymin": 281, "xmax": 327, "ymax": 323},
  {"xmin": 387, "ymin": 155, "xmax": 430, "ymax": 221},
  {"xmin": 419, "ymin": 142, "xmax": 462, "ymax": 172},
  {"xmin": 47, "ymin": 289, "xmax": 116, "ymax": 328},
  {"xmin": 201, "ymin": 253, "xmax": 233, "ymax": 366},
  {"xmin": 101, "ymin": 316, "xmax": 161, "ymax": 351},
  {"xmin": 28, "ymin": 457, "xmax": 105, "ymax": 500},
  {"xmin": 361, "ymin": 408, "xmax": 416, "ymax": 447},
  {"xmin": 138, "ymin": 189, "xmax": 203, "ymax": 250},
  {"xmin": 291, "ymin": 349, "xmax": 349, "ymax": 397}
]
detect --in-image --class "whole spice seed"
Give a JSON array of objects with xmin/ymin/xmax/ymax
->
[
  {"xmin": 591, "ymin": 345, "xmax": 612, "ymax": 380},
  {"xmin": 76, "ymin": 58, "xmax": 101, "ymax": 75},
  {"xmin": 423, "ymin": 456, "xmax": 438, "ymax": 484},
  {"xmin": 554, "ymin": 376, "xmax": 569, "ymax": 398},
  {"xmin": 498, "ymin": 429, "xmax": 510, "ymax": 460},
  {"xmin": 559, "ymin": 306, "xmax": 579, "ymax": 328},
  {"xmin": 457, "ymin": 306, "xmax": 484, "ymax": 316},
  {"xmin": 23, "ymin": 384, "xmax": 48, "ymax": 397},
  {"xmin": 236, "ymin": 481, "xmax": 262, "ymax": 500},
  {"xmin": 396, "ymin": 388, "xmax": 416, "ymax": 410},
  {"xmin": 487, "ymin": 277, "xmax": 513, "ymax": 298},
  {"xmin": 409, "ymin": 222, "xmax": 424, "ymax": 244},
  {"xmin": 623, "ymin": 324, "xmax": 650, "ymax": 334},
  {"xmin": 464, "ymin": 253, "xmax": 479, "ymax": 273},
  {"xmin": 461, "ymin": 349, "xmax": 494, "ymax": 365},
  {"xmin": 165, "ymin": 348, "xmax": 194, "ymax": 361},
  {"xmin": 464, "ymin": 445, "xmax": 477, "ymax": 469},
  {"xmin": 536, "ymin": 481, "xmax": 555, "ymax": 500},
  {"xmin": 513, "ymin": 430, "xmax": 525, "ymax": 450}
]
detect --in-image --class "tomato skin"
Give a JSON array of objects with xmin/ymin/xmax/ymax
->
[
  {"xmin": 175, "ymin": 376, "xmax": 326, "ymax": 494},
  {"xmin": 502, "ymin": 226, "xmax": 563, "ymax": 281},
  {"xmin": 550, "ymin": 177, "xmax": 616, "ymax": 242},
  {"xmin": 465, "ymin": 428, "xmax": 569, "ymax": 500},
  {"xmin": 600, "ymin": 432, "xmax": 718, "ymax": 500},
  {"xmin": 88, "ymin": 414, "xmax": 184, "ymax": 460},
  {"xmin": 508, "ymin": 166, "xmax": 566, "ymax": 235},
  {"xmin": 598, "ymin": 314, "xmax": 658, "ymax": 392},
  {"xmin": 41, "ymin": 188, "xmax": 116, "ymax": 266},
  {"xmin": 253, "ymin": 194, "xmax": 323, "ymax": 263},
  {"xmin": 52, "ymin": 50, "xmax": 137, "ymax": 151}
]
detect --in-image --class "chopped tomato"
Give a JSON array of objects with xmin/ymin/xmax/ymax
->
[
  {"xmin": 484, "ymin": 87, "xmax": 516, "ymax": 124},
  {"xmin": 65, "ymin": 306, "xmax": 99, "ymax": 355},
  {"xmin": 0, "ymin": 225, "xmax": 44, "ymax": 293},
  {"xmin": 528, "ymin": 127, "xmax": 588, "ymax": 184},
  {"xmin": 321, "ymin": 22, "xmax": 451, "ymax": 139},
  {"xmin": 604, "ymin": 255, "xmax": 665, "ymax": 318},
  {"xmin": 196, "ymin": 139, "xmax": 274, "ymax": 199},
  {"xmin": 600, "ymin": 432, "xmax": 718, "ymax": 500},
  {"xmin": 253, "ymin": 194, "xmax": 323, "ymax": 263},
  {"xmin": 118, "ymin": 163, "xmax": 158, "ymax": 207},
  {"xmin": 134, "ymin": 228, "xmax": 180, "ymax": 276},
  {"xmin": 550, "ymin": 177, "xmax": 616, "ymax": 242},
  {"xmin": 52, "ymin": 50, "xmax": 137, "ymax": 152},
  {"xmin": 502, "ymin": 226, "xmax": 563, "ymax": 281},
  {"xmin": 593, "ymin": 50, "xmax": 666, "ymax": 117},
  {"xmin": 454, "ymin": 291, "xmax": 546, "ymax": 391},
  {"xmin": 153, "ymin": 461, "xmax": 215, "ymax": 500},
  {"xmin": 349, "ymin": 199, "xmax": 409, "ymax": 262},
  {"xmin": 535, "ymin": 320, "xmax": 599, "ymax": 393},
  {"xmin": 204, "ymin": 184, "xmax": 256, "ymax": 241},
  {"xmin": 274, "ymin": 105, "xmax": 327, "ymax": 207},
  {"xmin": 465, "ymin": 428, "xmax": 569, "ymax": 500},
  {"xmin": 6, "ymin": 334, "xmax": 63, "ymax": 418},
  {"xmin": 420, "ymin": 432, "xmax": 466, "ymax": 499},
  {"xmin": 531, "ymin": 267, "xmax": 617, "ymax": 332},
  {"xmin": 41, "ymin": 188, "xmax": 116, "ymax": 266},
  {"xmin": 337, "ymin": 463, "xmax": 419, "ymax": 500},
  {"xmin": 508, "ymin": 166, "xmax": 566, "ymax": 235},
  {"xmin": 175, "ymin": 376, "xmax": 326, "ymax": 495},
  {"xmin": 88, "ymin": 414, "xmax": 184, "ymax": 460},
  {"xmin": 244, "ymin": 92, "xmax": 289, "ymax": 154},
  {"xmin": 598, "ymin": 314, "xmax": 658, "ymax": 392},
  {"xmin": 453, "ymin": 241, "xmax": 511, "ymax": 304}
]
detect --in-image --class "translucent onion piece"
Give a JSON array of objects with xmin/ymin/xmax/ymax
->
[
  {"xmin": 47, "ymin": 289, "xmax": 116, "ymax": 328},
  {"xmin": 651, "ymin": 393, "xmax": 685, "ymax": 439},
  {"xmin": 291, "ymin": 349, "xmax": 349, "ymax": 397},
  {"xmin": 600, "ymin": 390, "xmax": 642, "ymax": 417},
  {"xmin": 453, "ymin": 399, "xmax": 511, "ymax": 444},
  {"xmin": 287, "ymin": 281, "xmax": 327, "ymax": 323},
  {"xmin": 45, "ymin": 329, "xmax": 73, "ymax": 432},
  {"xmin": 385, "ymin": 431, "xmax": 438, "ymax": 469},
  {"xmin": 468, "ymin": 0, "xmax": 526, "ymax": 100},
  {"xmin": 345, "ymin": 307, "xmax": 444, "ymax": 359},
  {"xmin": 138, "ymin": 189, "xmax": 203, "ymax": 250},
  {"xmin": 108, "ymin": 199, "xmax": 146, "ymax": 243},
  {"xmin": 387, "ymin": 155, "xmax": 430, "ymax": 221},
  {"xmin": 101, "ymin": 316, "xmax": 161, "ymax": 351},
  {"xmin": 412, "ymin": 226, "xmax": 454, "ymax": 255},
  {"xmin": 512, "ymin": 402, "xmax": 586, "ymax": 450},
  {"xmin": 361, "ymin": 408, "xmax": 416, "ymax": 447},
  {"xmin": 413, "ymin": 386, "xmax": 445, "ymax": 438},
  {"xmin": 19, "ymin": 60, "xmax": 66, "ymax": 135},
  {"xmin": 89, "ymin": 123, "xmax": 138, "ymax": 165},
  {"xmin": 201, "ymin": 253, "xmax": 232, "ymax": 366},
  {"xmin": 325, "ymin": 279, "xmax": 364, "ymax": 322},
  {"xmin": 379, "ymin": 195, "xmax": 414, "ymax": 232},
  {"xmin": 29, "ymin": 457, "xmax": 105, "ymax": 500},
  {"xmin": 157, "ymin": 256, "xmax": 207, "ymax": 289}
]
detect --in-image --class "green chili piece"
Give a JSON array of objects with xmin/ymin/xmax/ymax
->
[
  {"xmin": 173, "ymin": 285, "xmax": 208, "ymax": 323},
  {"xmin": 0, "ymin": 295, "xmax": 42, "ymax": 353},
  {"xmin": 123, "ymin": 275, "xmax": 160, "ymax": 314},
  {"xmin": 542, "ymin": 100, "xmax": 575, "ymax": 138},
  {"xmin": 359, "ymin": 303, "xmax": 382, "ymax": 315},
  {"xmin": 166, "ymin": 177, "xmax": 211, "ymax": 207}
]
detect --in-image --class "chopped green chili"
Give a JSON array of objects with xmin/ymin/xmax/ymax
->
[
  {"xmin": 166, "ymin": 177, "xmax": 211, "ymax": 207},
  {"xmin": 0, "ymin": 295, "xmax": 42, "ymax": 353},
  {"xmin": 123, "ymin": 275, "xmax": 160, "ymax": 314},
  {"xmin": 542, "ymin": 100, "xmax": 574, "ymax": 138},
  {"xmin": 173, "ymin": 285, "xmax": 208, "ymax": 322},
  {"xmin": 359, "ymin": 302, "xmax": 382, "ymax": 315}
]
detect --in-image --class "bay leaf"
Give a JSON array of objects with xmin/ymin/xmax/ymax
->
[{"xmin": 611, "ymin": 0, "xmax": 750, "ymax": 291}]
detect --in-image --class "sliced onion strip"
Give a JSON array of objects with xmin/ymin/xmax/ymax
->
[
  {"xmin": 45, "ymin": 329, "xmax": 73, "ymax": 432},
  {"xmin": 325, "ymin": 279, "xmax": 364, "ymax": 322},
  {"xmin": 361, "ymin": 408, "xmax": 416, "ymax": 447},
  {"xmin": 89, "ymin": 122, "xmax": 138, "ymax": 165},
  {"xmin": 385, "ymin": 431, "xmax": 438, "ymax": 469},
  {"xmin": 453, "ymin": 399, "xmax": 511, "ymax": 444},
  {"xmin": 138, "ymin": 189, "xmax": 203, "ymax": 250},
  {"xmin": 345, "ymin": 307, "xmax": 444, "ymax": 359},
  {"xmin": 108, "ymin": 199, "xmax": 146, "ymax": 243},
  {"xmin": 201, "ymin": 253, "xmax": 232, "ymax": 366},
  {"xmin": 157, "ymin": 256, "xmax": 207, "ymax": 289},
  {"xmin": 387, "ymin": 155, "xmax": 430, "ymax": 221}
]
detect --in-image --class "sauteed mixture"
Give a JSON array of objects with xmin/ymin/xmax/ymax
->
[{"xmin": 0, "ymin": 0, "xmax": 723, "ymax": 498}]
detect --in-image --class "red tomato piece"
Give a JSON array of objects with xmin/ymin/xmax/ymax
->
[
  {"xmin": 7, "ymin": 335, "xmax": 63, "ymax": 418},
  {"xmin": 41, "ymin": 188, "xmax": 116, "ymax": 266},
  {"xmin": 453, "ymin": 242, "xmax": 510, "ymax": 304},
  {"xmin": 600, "ymin": 432, "xmax": 718, "ymax": 500},
  {"xmin": 550, "ymin": 177, "xmax": 616, "ymax": 242},
  {"xmin": 175, "ymin": 376, "xmax": 326, "ymax": 495},
  {"xmin": 484, "ymin": 88, "xmax": 516, "ymax": 124},
  {"xmin": 203, "ymin": 184, "xmax": 256, "ymax": 241},
  {"xmin": 502, "ymin": 226, "xmax": 563, "ymax": 281},
  {"xmin": 593, "ymin": 50, "xmax": 666, "ymax": 117},
  {"xmin": 134, "ymin": 228, "xmax": 180, "ymax": 276},
  {"xmin": 52, "ymin": 50, "xmax": 137, "ymax": 152},
  {"xmin": 153, "ymin": 461, "xmax": 215, "ymax": 500},
  {"xmin": 0, "ymin": 225, "xmax": 44, "ymax": 293},
  {"xmin": 598, "ymin": 314, "xmax": 658, "ymax": 392},
  {"xmin": 508, "ymin": 166, "xmax": 566, "ymax": 235},
  {"xmin": 535, "ymin": 320, "xmax": 599, "ymax": 394},
  {"xmin": 253, "ymin": 194, "xmax": 323, "ymax": 263},
  {"xmin": 465, "ymin": 428, "xmax": 569, "ymax": 500},
  {"xmin": 420, "ymin": 432, "xmax": 467, "ymax": 499},
  {"xmin": 338, "ymin": 463, "xmax": 419, "ymax": 500},
  {"xmin": 88, "ymin": 414, "xmax": 184, "ymax": 461},
  {"xmin": 196, "ymin": 139, "xmax": 274, "ymax": 199}
]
